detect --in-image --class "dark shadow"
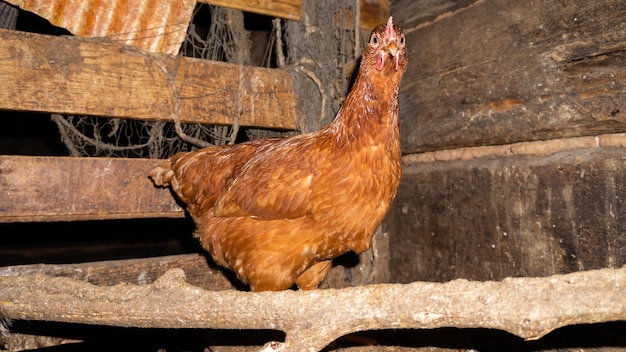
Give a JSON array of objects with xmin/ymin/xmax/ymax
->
[
  {"xmin": 200, "ymin": 252, "xmax": 251, "ymax": 291},
  {"xmin": 8, "ymin": 321, "xmax": 626, "ymax": 351},
  {"xmin": 5, "ymin": 320, "xmax": 285, "ymax": 352},
  {"xmin": 332, "ymin": 251, "xmax": 361, "ymax": 269},
  {"xmin": 0, "ymin": 218, "xmax": 198, "ymax": 266},
  {"xmin": 323, "ymin": 322, "xmax": 626, "ymax": 351}
]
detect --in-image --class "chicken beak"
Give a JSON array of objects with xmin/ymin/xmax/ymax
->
[
  {"xmin": 386, "ymin": 41, "xmax": 400, "ymax": 71},
  {"xmin": 387, "ymin": 41, "xmax": 398, "ymax": 58}
]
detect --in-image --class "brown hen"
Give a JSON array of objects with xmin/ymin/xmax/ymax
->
[{"xmin": 149, "ymin": 17, "xmax": 407, "ymax": 291}]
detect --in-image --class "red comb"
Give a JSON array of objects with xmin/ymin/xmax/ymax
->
[{"xmin": 385, "ymin": 16, "xmax": 395, "ymax": 39}]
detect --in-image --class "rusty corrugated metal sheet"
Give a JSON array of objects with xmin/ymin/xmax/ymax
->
[{"xmin": 7, "ymin": 0, "xmax": 194, "ymax": 54}]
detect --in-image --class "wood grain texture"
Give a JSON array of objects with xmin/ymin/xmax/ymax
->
[
  {"xmin": 0, "ymin": 156, "xmax": 183, "ymax": 222},
  {"xmin": 386, "ymin": 147, "xmax": 626, "ymax": 284},
  {"xmin": 2, "ymin": 266, "xmax": 626, "ymax": 350},
  {"xmin": 199, "ymin": 0, "xmax": 302, "ymax": 20},
  {"xmin": 391, "ymin": 0, "xmax": 475, "ymax": 29},
  {"xmin": 0, "ymin": 29, "xmax": 298, "ymax": 129},
  {"xmin": 360, "ymin": 0, "xmax": 389, "ymax": 30},
  {"xmin": 0, "ymin": 254, "xmax": 234, "ymax": 291},
  {"xmin": 397, "ymin": 0, "xmax": 626, "ymax": 153}
]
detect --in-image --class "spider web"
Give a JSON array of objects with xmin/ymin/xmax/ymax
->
[
  {"xmin": 52, "ymin": 1, "xmax": 362, "ymax": 159},
  {"xmin": 52, "ymin": 4, "xmax": 254, "ymax": 158}
]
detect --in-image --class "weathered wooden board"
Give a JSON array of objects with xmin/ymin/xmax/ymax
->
[
  {"xmin": 385, "ymin": 147, "xmax": 626, "ymax": 283},
  {"xmin": 0, "ymin": 156, "xmax": 183, "ymax": 222},
  {"xmin": 201, "ymin": 0, "xmax": 301, "ymax": 20},
  {"xmin": 0, "ymin": 254, "xmax": 235, "ymax": 291},
  {"xmin": 205, "ymin": 0, "xmax": 387, "ymax": 29},
  {"xmin": 391, "ymin": 0, "xmax": 475, "ymax": 29},
  {"xmin": 0, "ymin": 29, "xmax": 298, "ymax": 129},
  {"xmin": 360, "ymin": 0, "xmax": 389, "ymax": 30},
  {"xmin": 397, "ymin": 0, "xmax": 626, "ymax": 153}
]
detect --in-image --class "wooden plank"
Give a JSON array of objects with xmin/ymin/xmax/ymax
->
[
  {"xmin": 0, "ymin": 155, "xmax": 183, "ymax": 222},
  {"xmin": 0, "ymin": 29, "xmax": 298, "ymax": 130},
  {"xmin": 0, "ymin": 254, "xmax": 235, "ymax": 291},
  {"xmin": 391, "ymin": 0, "xmax": 475, "ymax": 29},
  {"xmin": 360, "ymin": 0, "xmax": 389, "ymax": 30},
  {"xmin": 334, "ymin": 1, "xmax": 389, "ymax": 31},
  {"xmin": 397, "ymin": 0, "xmax": 626, "ymax": 153},
  {"xmin": 385, "ymin": 147, "xmax": 626, "ymax": 283},
  {"xmin": 198, "ymin": 0, "xmax": 382, "ymax": 29},
  {"xmin": 201, "ymin": 0, "xmax": 383, "ymax": 29},
  {"xmin": 200, "ymin": 0, "xmax": 301, "ymax": 20}
]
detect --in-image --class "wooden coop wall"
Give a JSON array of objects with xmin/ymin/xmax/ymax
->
[
  {"xmin": 2, "ymin": 0, "xmax": 626, "ymax": 351},
  {"xmin": 385, "ymin": 0, "xmax": 626, "ymax": 343},
  {"xmin": 387, "ymin": 0, "xmax": 626, "ymax": 281}
]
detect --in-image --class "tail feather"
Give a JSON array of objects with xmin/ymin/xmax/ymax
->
[
  {"xmin": 149, "ymin": 161, "xmax": 175, "ymax": 187},
  {"xmin": 149, "ymin": 153, "xmax": 203, "ymax": 206},
  {"xmin": 0, "ymin": 307, "xmax": 11, "ymax": 337}
]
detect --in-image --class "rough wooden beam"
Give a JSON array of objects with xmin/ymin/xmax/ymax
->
[
  {"xmin": 360, "ymin": 0, "xmax": 389, "ymax": 30},
  {"xmin": 391, "ymin": 0, "xmax": 475, "ymax": 29},
  {"xmin": 0, "ymin": 155, "xmax": 183, "ymax": 222},
  {"xmin": 0, "ymin": 254, "xmax": 234, "ymax": 291},
  {"xmin": 199, "ymin": 0, "xmax": 301, "ymax": 21},
  {"xmin": 0, "ymin": 29, "xmax": 298, "ymax": 129},
  {"xmin": 398, "ymin": 0, "xmax": 626, "ymax": 153},
  {"xmin": 388, "ymin": 145, "xmax": 626, "ymax": 283},
  {"xmin": 2, "ymin": 266, "xmax": 626, "ymax": 351}
]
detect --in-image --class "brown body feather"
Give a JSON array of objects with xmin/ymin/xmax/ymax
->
[{"xmin": 149, "ymin": 17, "xmax": 407, "ymax": 291}]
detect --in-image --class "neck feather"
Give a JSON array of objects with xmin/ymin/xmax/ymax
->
[{"xmin": 329, "ymin": 65, "xmax": 400, "ymax": 145}]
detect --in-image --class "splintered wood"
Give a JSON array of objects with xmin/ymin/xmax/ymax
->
[{"xmin": 1, "ymin": 266, "xmax": 626, "ymax": 351}]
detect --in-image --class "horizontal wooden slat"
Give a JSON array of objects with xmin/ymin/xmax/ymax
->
[
  {"xmin": 387, "ymin": 147, "xmax": 626, "ymax": 283},
  {"xmin": 0, "ymin": 155, "xmax": 183, "ymax": 222},
  {"xmin": 0, "ymin": 254, "xmax": 234, "ymax": 291},
  {"xmin": 360, "ymin": 0, "xmax": 389, "ymax": 30},
  {"xmin": 200, "ymin": 0, "xmax": 301, "ymax": 20},
  {"xmin": 0, "ymin": 29, "xmax": 298, "ymax": 129},
  {"xmin": 398, "ymin": 0, "xmax": 626, "ymax": 153},
  {"xmin": 204, "ymin": 0, "xmax": 389, "ymax": 29},
  {"xmin": 391, "ymin": 0, "xmax": 475, "ymax": 29}
]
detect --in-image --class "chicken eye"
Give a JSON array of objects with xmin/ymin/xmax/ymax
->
[
  {"xmin": 371, "ymin": 36, "xmax": 379, "ymax": 45},
  {"xmin": 399, "ymin": 36, "xmax": 405, "ymax": 45}
]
